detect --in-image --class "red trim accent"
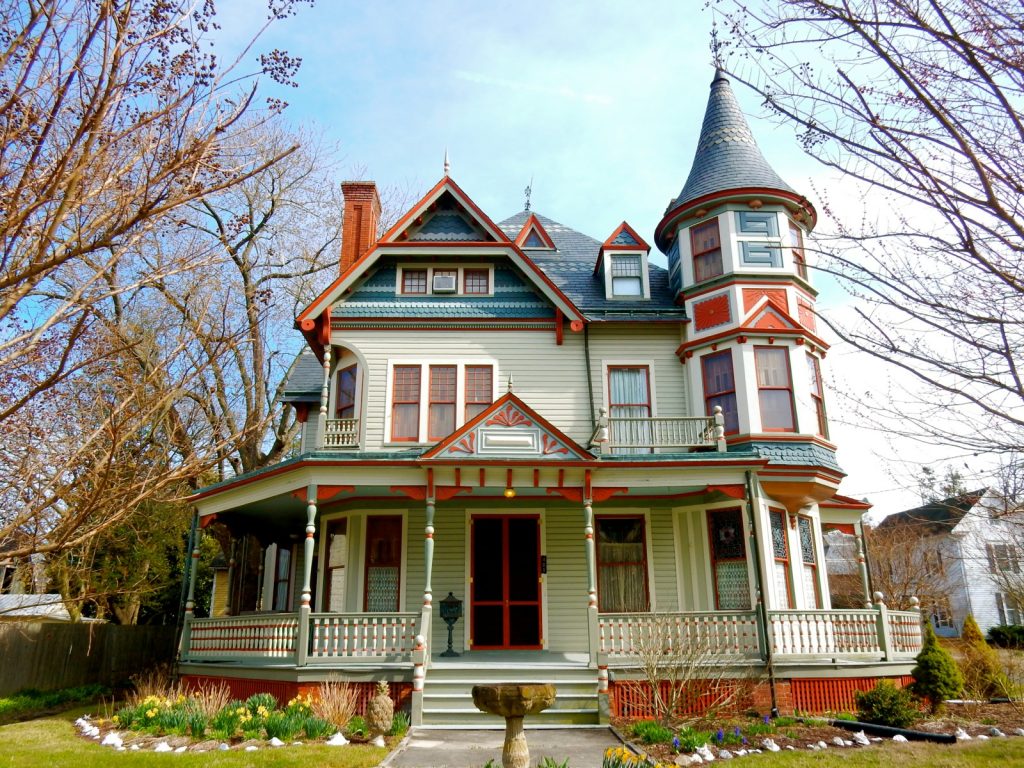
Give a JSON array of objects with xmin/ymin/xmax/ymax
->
[
  {"xmin": 479, "ymin": 468, "xmax": 486, "ymax": 487},
  {"xmin": 199, "ymin": 513, "xmax": 217, "ymax": 529},
  {"xmin": 289, "ymin": 485, "xmax": 354, "ymax": 502},
  {"xmin": 381, "ymin": 176, "xmax": 511, "ymax": 245},
  {"xmin": 506, "ymin": 468, "xmax": 514, "ymax": 491},
  {"xmin": 390, "ymin": 485, "xmax": 427, "ymax": 501},
  {"xmin": 533, "ymin": 469, "xmax": 539, "ymax": 487},
  {"xmin": 514, "ymin": 213, "xmax": 557, "ymax": 249},
  {"xmin": 435, "ymin": 485, "xmax": 473, "ymax": 502},
  {"xmin": 555, "ymin": 308, "xmax": 564, "ymax": 345},
  {"xmin": 684, "ymin": 277, "xmax": 819, "ymax": 304},
  {"xmin": 427, "ymin": 468, "xmax": 435, "ymax": 498},
  {"xmin": 707, "ymin": 484, "xmax": 746, "ymax": 501},
  {"xmin": 820, "ymin": 494, "xmax": 872, "ymax": 511},
  {"xmin": 677, "ymin": 324, "xmax": 830, "ymax": 357},
  {"xmin": 594, "ymin": 221, "xmax": 651, "ymax": 274},
  {"xmin": 545, "ymin": 485, "xmax": 628, "ymax": 503},
  {"xmin": 585, "ymin": 469, "xmax": 592, "ymax": 500}
]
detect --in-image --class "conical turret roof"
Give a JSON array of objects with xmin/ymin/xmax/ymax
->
[{"xmin": 671, "ymin": 69, "xmax": 794, "ymax": 210}]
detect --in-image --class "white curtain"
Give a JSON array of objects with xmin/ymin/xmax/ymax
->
[{"xmin": 609, "ymin": 368, "xmax": 651, "ymax": 454}]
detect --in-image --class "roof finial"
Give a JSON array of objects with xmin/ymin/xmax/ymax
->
[
  {"xmin": 507, "ymin": 373, "xmax": 515, "ymax": 393},
  {"xmin": 443, "ymin": 147, "xmax": 450, "ymax": 176},
  {"xmin": 524, "ymin": 175, "xmax": 533, "ymax": 211},
  {"xmin": 710, "ymin": 17, "xmax": 725, "ymax": 73}
]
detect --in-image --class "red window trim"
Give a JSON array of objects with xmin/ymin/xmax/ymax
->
[
  {"xmin": 707, "ymin": 507, "xmax": 748, "ymax": 610},
  {"xmin": 401, "ymin": 268, "xmax": 428, "ymax": 294},
  {"xmin": 798, "ymin": 515, "xmax": 822, "ymax": 609},
  {"xmin": 463, "ymin": 268, "xmax": 490, "ymax": 295},
  {"xmin": 336, "ymin": 364, "xmax": 357, "ymax": 419},
  {"xmin": 701, "ymin": 349, "xmax": 738, "ymax": 435},
  {"xmin": 427, "ymin": 364, "xmax": 457, "ymax": 441},
  {"xmin": 465, "ymin": 364, "xmax": 493, "ymax": 421},
  {"xmin": 754, "ymin": 346, "xmax": 797, "ymax": 433},
  {"xmin": 789, "ymin": 221, "xmax": 808, "ymax": 280},
  {"xmin": 807, "ymin": 353, "xmax": 828, "ymax": 438},
  {"xmin": 323, "ymin": 517, "xmax": 348, "ymax": 611},
  {"xmin": 390, "ymin": 365, "xmax": 421, "ymax": 442},
  {"xmin": 607, "ymin": 365, "xmax": 652, "ymax": 416},
  {"xmin": 594, "ymin": 515, "xmax": 650, "ymax": 613},
  {"xmin": 363, "ymin": 515, "xmax": 403, "ymax": 612},
  {"xmin": 690, "ymin": 217, "xmax": 723, "ymax": 282}
]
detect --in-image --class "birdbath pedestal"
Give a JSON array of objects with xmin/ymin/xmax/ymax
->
[{"xmin": 471, "ymin": 683, "xmax": 556, "ymax": 768}]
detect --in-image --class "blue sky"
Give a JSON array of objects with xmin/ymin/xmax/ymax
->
[{"xmin": 214, "ymin": 0, "xmax": 952, "ymax": 513}]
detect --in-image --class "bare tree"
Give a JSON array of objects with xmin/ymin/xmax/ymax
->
[{"xmin": 715, "ymin": 0, "xmax": 1024, "ymax": 456}]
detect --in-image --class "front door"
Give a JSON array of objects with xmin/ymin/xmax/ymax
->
[{"xmin": 470, "ymin": 515, "xmax": 541, "ymax": 649}]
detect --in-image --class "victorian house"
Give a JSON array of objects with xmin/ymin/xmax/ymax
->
[{"xmin": 177, "ymin": 70, "xmax": 923, "ymax": 726}]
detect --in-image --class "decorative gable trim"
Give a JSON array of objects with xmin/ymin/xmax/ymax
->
[
  {"xmin": 422, "ymin": 392, "xmax": 594, "ymax": 461},
  {"xmin": 382, "ymin": 177, "xmax": 510, "ymax": 245},
  {"xmin": 594, "ymin": 221, "xmax": 651, "ymax": 275},
  {"xmin": 514, "ymin": 214, "xmax": 556, "ymax": 250},
  {"xmin": 744, "ymin": 298, "xmax": 802, "ymax": 331}
]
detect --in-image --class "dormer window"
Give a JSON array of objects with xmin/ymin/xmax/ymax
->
[
  {"xmin": 611, "ymin": 254, "xmax": 643, "ymax": 296},
  {"xmin": 691, "ymin": 217, "xmax": 723, "ymax": 282}
]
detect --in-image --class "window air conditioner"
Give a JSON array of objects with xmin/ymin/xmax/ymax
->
[{"xmin": 432, "ymin": 274, "xmax": 457, "ymax": 293}]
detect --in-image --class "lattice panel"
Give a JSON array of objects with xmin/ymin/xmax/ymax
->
[
  {"xmin": 366, "ymin": 566, "xmax": 400, "ymax": 612},
  {"xmin": 790, "ymin": 676, "xmax": 914, "ymax": 715},
  {"xmin": 610, "ymin": 680, "xmax": 747, "ymax": 720}
]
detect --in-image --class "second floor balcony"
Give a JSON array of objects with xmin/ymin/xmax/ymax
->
[
  {"xmin": 592, "ymin": 406, "xmax": 726, "ymax": 454},
  {"xmin": 323, "ymin": 417, "xmax": 359, "ymax": 449}
]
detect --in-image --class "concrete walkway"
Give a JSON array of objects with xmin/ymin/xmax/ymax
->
[{"xmin": 382, "ymin": 727, "xmax": 626, "ymax": 768}]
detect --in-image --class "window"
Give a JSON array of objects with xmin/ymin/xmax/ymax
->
[
  {"xmin": 930, "ymin": 597, "xmax": 954, "ymax": 630},
  {"xmin": 996, "ymin": 593, "xmax": 1023, "ymax": 625},
  {"xmin": 755, "ymin": 347, "xmax": 796, "ymax": 432},
  {"xmin": 465, "ymin": 365, "xmax": 493, "ymax": 420},
  {"xmin": 272, "ymin": 545, "xmax": 292, "ymax": 611},
  {"xmin": 336, "ymin": 365, "xmax": 357, "ymax": 419},
  {"xmin": 428, "ymin": 365, "xmax": 456, "ymax": 440},
  {"xmin": 464, "ymin": 268, "xmax": 489, "ymax": 294},
  {"xmin": 798, "ymin": 516, "xmax": 821, "ymax": 608},
  {"xmin": 391, "ymin": 366, "xmax": 421, "ymax": 441},
  {"xmin": 364, "ymin": 516, "xmax": 402, "ymax": 612},
  {"xmin": 596, "ymin": 517, "xmax": 649, "ymax": 612},
  {"xmin": 988, "ymin": 544, "xmax": 1020, "ymax": 574},
  {"xmin": 702, "ymin": 350, "xmax": 739, "ymax": 434},
  {"xmin": 788, "ymin": 221, "xmax": 808, "ymax": 280},
  {"xmin": 608, "ymin": 366, "xmax": 652, "ymax": 454},
  {"xmin": 691, "ymin": 218, "xmax": 723, "ymax": 282},
  {"xmin": 708, "ymin": 508, "xmax": 751, "ymax": 609},
  {"xmin": 402, "ymin": 268, "xmax": 427, "ymax": 294},
  {"xmin": 610, "ymin": 254, "xmax": 643, "ymax": 296},
  {"xmin": 323, "ymin": 518, "xmax": 348, "ymax": 612},
  {"xmin": 769, "ymin": 509, "xmax": 792, "ymax": 609},
  {"xmin": 806, "ymin": 354, "xmax": 828, "ymax": 438}
]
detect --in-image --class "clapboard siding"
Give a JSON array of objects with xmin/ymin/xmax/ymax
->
[
  {"xmin": 333, "ymin": 329, "xmax": 592, "ymax": 450},
  {"xmin": 543, "ymin": 504, "xmax": 590, "ymax": 652},
  {"xmin": 587, "ymin": 324, "xmax": 689, "ymax": 418},
  {"xmin": 649, "ymin": 507, "xmax": 679, "ymax": 611}
]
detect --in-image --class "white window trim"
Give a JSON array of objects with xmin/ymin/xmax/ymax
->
[
  {"xmin": 602, "ymin": 252, "xmax": 650, "ymax": 300},
  {"xmin": 396, "ymin": 264, "xmax": 495, "ymax": 297},
  {"xmin": 384, "ymin": 358, "xmax": 499, "ymax": 445},
  {"xmin": 601, "ymin": 360, "xmax": 658, "ymax": 417}
]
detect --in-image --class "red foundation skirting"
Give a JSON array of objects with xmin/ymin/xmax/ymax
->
[{"xmin": 180, "ymin": 675, "xmax": 411, "ymax": 714}]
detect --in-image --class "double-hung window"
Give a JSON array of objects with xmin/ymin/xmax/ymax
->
[
  {"xmin": 702, "ymin": 350, "xmax": 739, "ymax": 434},
  {"xmin": 610, "ymin": 254, "xmax": 643, "ymax": 296},
  {"xmin": 798, "ymin": 516, "xmax": 821, "ymax": 608},
  {"xmin": 465, "ymin": 365, "xmax": 494, "ymax": 420},
  {"xmin": 806, "ymin": 354, "xmax": 828, "ymax": 438},
  {"xmin": 391, "ymin": 366, "xmax": 421, "ymax": 441},
  {"xmin": 788, "ymin": 221, "xmax": 808, "ymax": 280},
  {"xmin": 389, "ymin": 362, "xmax": 495, "ymax": 442},
  {"xmin": 769, "ymin": 509, "xmax": 792, "ymax": 609},
  {"xmin": 691, "ymin": 218, "xmax": 723, "ymax": 283},
  {"xmin": 608, "ymin": 366, "xmax": 652, "ymax": 453},
  {"xmin": 428, "ymin": 366, "xmax": 457, "ymax": 440},
  {"xmin": 755, "ymin": 347, "xmax": 796, "ymax": 431}
]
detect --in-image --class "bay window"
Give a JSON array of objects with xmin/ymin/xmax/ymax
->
[
  {"xmin": 755, "ymin": 347, "xmax": 796, "ymax": 431},
  {"xmin": 702, "ymin": 350, "xmax": 739, "ymax": 434},
  {"xmin": 769, "ymin": 509, "xmax": 793, "ymax": 609},
  {"xmin": 691, "ymin": 217, "xmax": 723, "ymax": 283},
  {"xmin": 798, "ymin": 516, "xmax": 821, "ymax": 608},
  {"xmin": 806, "ymin": 354, "xmax": 828, "ymax": 438}
]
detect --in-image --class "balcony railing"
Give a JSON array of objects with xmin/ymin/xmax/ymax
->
[
  {"xmin": 323, "ymin": 418, "xmax": 359, "ymax": 449},
  {"xmin": 598, "ymin": 611, "xmax": 762, "ymax": 659},
  {"xmin": 592, "ymin": 407, "xmax": 726, "ymax": 453}
]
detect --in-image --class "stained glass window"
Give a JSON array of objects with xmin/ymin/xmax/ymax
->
[
  {"xmin": 770, "ymin": 510, "xmax": 791, "ymax": 609},
  {"xmin": 708, "ymin": 509, "xmax": 750, "ymax": 610}
]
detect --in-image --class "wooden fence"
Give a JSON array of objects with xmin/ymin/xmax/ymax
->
[{"xmin": 0, "ymin": 622, "xmax": 176, "ymax": 696}]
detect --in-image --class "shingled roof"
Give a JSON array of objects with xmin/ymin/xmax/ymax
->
[
  {"xmin": 875, "ymin": 489, "xmax": 987, "ymax": 534},
  {"xmin": 671, "ymin": 69, "xmax": 795, "ymax": 211}
]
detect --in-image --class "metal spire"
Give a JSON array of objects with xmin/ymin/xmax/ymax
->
[
  {"xmin": 524, "ymin": 175, "xmax": 533, "ymax": 211},
  {"xmin": 443, "ymin": 148, "xmax": 450, "ymax": 176},
  {"xmin": 507, "ymin": 373, "xmax": 515, "ymax": 393}
]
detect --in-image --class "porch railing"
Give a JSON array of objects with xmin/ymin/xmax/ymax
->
[
  {"xmin": 184, "ymin": 613, "xmax": 300, "ymax": 661},
  {"xmin": 767, "ymin": 609, "xmax": 881, "ymax": 657},
  {"xmin": 308, "ymin": 612, "xmax": 420, "ymax": 661},
  {"xmin": 597, "ymin": 611, "xmax": 762, "ymax": 659},
  {"xmin": 592, "ymin": 407, "xmax": 726, "ymax": 453},
  {"xmin": 323, "ymin": 418, "xmax": 359, "ymax": 449}
]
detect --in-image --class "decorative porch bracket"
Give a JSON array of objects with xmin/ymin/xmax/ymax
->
[{"xmin": 295, "ymin": 484, "xmax": 318, "ymax": 667}]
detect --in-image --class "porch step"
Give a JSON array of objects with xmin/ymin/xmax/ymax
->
[{"xmin": 420, "ymin": 662, "xmax": 600, "ymax": 727}]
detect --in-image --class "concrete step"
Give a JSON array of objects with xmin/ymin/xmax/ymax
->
[{"xmin": 422, "ymin": 708, "xmax": 599, "ymax": 727}]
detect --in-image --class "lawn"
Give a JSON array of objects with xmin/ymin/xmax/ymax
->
[
  {"xmin": 0, "ymin": 708, "xmax": 387, "ymax": 768},
  {"xmin": 715, "ymin": 739, "xmax": 1024, "ymax": 767}
]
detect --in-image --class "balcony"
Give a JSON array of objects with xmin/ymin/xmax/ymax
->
[
  {"xmin": 323, "ymin": 418, "xmax": 359, "ymax": 449},
  {"xmin": 592, "ymin": 407, "xmax": 726, "ymax": 453}
]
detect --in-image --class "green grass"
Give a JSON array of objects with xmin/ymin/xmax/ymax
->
[
  {"xmin": 0, "ymin": 708, "xmax": 387, "ymax": 768},
  {"xmin": 733, "ymin": 740, "xmax": 1024, "ymax": 766},
  {"xmin": 0, "ymin": 685, "xmax": 110, "ymax": 724}
]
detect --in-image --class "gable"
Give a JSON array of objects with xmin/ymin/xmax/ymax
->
[
  {"xmin": 742, "ymin": 298, "xmax": 802, "ymax": 331},
  {"xmin": 423, "ymin": 392, "xmax": 593, "ymax": 461},
  {"xmin": 382, "ymin": 180, "xmax": 508, "ymax": 244},
  {"xmin": 515, "ymin": 214, "xmax": 556, "ymax": 250}
]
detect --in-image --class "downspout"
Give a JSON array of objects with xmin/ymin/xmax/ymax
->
[
  {"xmin": 584, "ymin": 323, "xmax": 595, "ymax": 427},
  {"xmin": 744, "ymin": 471, "xmax": 778, "ymax": 716}
]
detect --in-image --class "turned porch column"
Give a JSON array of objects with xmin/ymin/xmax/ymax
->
[
  {"xmin": 583, "ymin": 491, "xmax": 600, "ymax": 666},
  {"xmin": 225, "ymin": 539, "xmax": 237, "ymax": 616},
  {"xmin": 856, "ymin": 522, "xmax": 873, "ymax": 608},
  {"xmin": 178, "ymin": 519, "xmax": 202, "ymax": 656},
  {"xmin": 296, "ymin": 484, "xmax": 317, "ymax": 666},
  {"xmin": 317, "ymin": 343, "xmax": 331, "ymax": 448}
]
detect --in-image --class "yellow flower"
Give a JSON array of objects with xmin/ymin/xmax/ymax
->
[
  {"xmin": 146, "ymin": 708, "xmax": 157, "ymax": 718},
  {"xmin": 111, "ymin": 716, "xmax": 119, "ymax": 724}
]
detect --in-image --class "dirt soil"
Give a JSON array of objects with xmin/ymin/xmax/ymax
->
[{"xmin": 616, "ymin": 703, "xmax": 1024, "ymax": 763}]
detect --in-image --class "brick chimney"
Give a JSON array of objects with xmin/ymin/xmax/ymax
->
[{"xmin": 340, "ymin": 181, "xmax": 381, "ymax": 273}]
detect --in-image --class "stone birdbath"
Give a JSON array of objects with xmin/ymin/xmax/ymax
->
[{"xmin": 472, "ymin": 683, "xmax": 556, "ymax": 768}]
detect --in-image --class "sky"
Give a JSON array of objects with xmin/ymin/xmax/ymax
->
[{"xmin": 213, "ymin": 0, "xmax": 976, "ymax": 516}]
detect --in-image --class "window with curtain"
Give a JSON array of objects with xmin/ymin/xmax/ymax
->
[
  {"xmin": 465, "ymin": 365, "xmax": 493, "ymax": 420},
  {"xmin": 596, "ymin": 517, "xmax": 649, "ymax": 612},
  {"xmin": 798, "ymin": 516, "xmax": 821, "ymax": 608},
  {"xmin": 272, "ymin": 546, "xmax": 292, "ymax": 611},
  {"xmin": 428, "ymin": 365, "xmax": 456, "ymax": 439},
  {"xmin": 364, "ymin": 516, "xmax": 402, "ymax": 612},
  {"xmin": 391, "ymin": 365, "xmax": 421, "ymax": 441},
  {"xmin": 610, "ymin": 254, "xmax": 643, "ymax": 296},
  {"xmin": 755, "ymin": 347, "xmax": 795, "ymax": 431},
  {"xmin": 609, "ymin": 366, "xmax": 652, "ymax": 454},
  {"xmin": 701, "ymin": 350, "xmax": 739, "ymax": 433},
  {"xmin": 336, "ymin": 365, "xmax": 357, "ymax": 419},
  {"xmin": 806, "ymin": 354, "xmax": 828, "ymax": 438},
  {"xmin": 708, "ymin": 508, "xmax": 751, "ymax": 610},
  {"xmin": 769, "ymin": 509, "xmax": 792, "ymax": 609},
  {"xmin": 691, "ymin": 217, "xmax": 723, "ymax": 282}
]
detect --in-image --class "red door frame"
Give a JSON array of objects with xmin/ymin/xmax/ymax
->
[{"xmin": 470, "ymin": 514, "xmax": 542, "ymax": 650}]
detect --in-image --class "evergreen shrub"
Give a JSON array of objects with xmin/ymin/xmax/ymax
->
[
  {"xmin": 911, "ymin": 622, "xmax": 963, "ymax": 712},
  {"xmin": 854, "ymin": 680, "xmax": 918, "ymax": 728},
  {"xmin": 961, "ymin": 614, "xmax": 1003, "ymax": 698}
]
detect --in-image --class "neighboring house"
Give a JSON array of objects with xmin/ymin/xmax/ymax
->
[
  {"xmin": 874, "ymin": 488, "xmax": 1023, "ymax": 637},
  {"xmin": 0, "ymin": 594, "xmax": 72, "ymax": 622},
  {"xmin": 177, "ymin": 69, "xmax": 923, "ymax": 724}
]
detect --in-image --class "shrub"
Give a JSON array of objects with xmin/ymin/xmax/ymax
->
[
  {"xmin": 961, "ymin": 614, "xmax": 1003, "ymax": 698},
  {"xmin": 911, "ymin": 623, "xmax": 963, "ymax": 712},
  {"xmin": 312, "ymin": 678, "xmax": 357, "ymax": 730},
  {"xmin": 631, "ymin": 719, "xmax": 673, "ymax": 744},
  {"xmin": 988, "ymin": 624, "xmax": 1024, "ymax": 648},
  {"xmin": 855, "ymin": 680, "xmax": 918, "ymax": 728},
  {"xmin": 345, "ymin": 715, "xmax": 367, "ymax": 737}
]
